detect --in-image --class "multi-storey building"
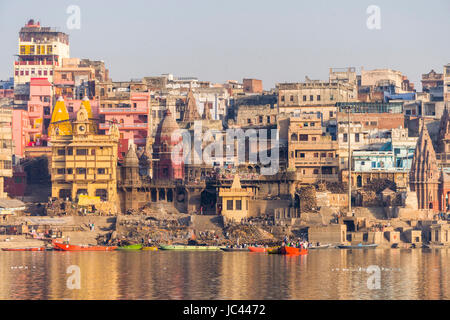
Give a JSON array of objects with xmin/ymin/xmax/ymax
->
[
  {"xmin": 98, "ymin": 92, "xmax": 151, "ymax": 154},
  {"xmin": 0, "ymin": 107, "xmax": 13, "ymax": 198},
  {"xmin": 14, "ymin": 20, "xmax": 69, "ymax": 85},
  {"xmin": 444, "ymin": 64, "xmax": 450, "ymax": 104},
  {"xmin": 277, "ymin": 79, "xmax": 356, "ymax": 121},
  {"xmin": 287, "ymin": 113, "xmax": 339, "ymax": 183},
  {"xmin": 50, "ymin": 101, "xmax": 120, "ymax": 212},
  {"xmin": 53, "ymin": 58, "xmax": 96, "ymax": 99}
]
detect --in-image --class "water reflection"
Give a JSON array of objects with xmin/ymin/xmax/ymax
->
[{"xmin": 0, "ymin": 249, "xmax": 449, "ymax": 300}]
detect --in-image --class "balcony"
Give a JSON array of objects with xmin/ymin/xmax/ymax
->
[
  {"xmin": 99, "ymin": 108, "xmax": 147, "ymax": 114},
  {"xmin": 293, "ymin": 158, "xmax": 339, "ymax": 166},
  {"xmin": 99, "ymin": 122, "xmax": 148, "ymax": 130}
]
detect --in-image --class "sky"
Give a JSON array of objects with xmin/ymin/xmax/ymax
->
[{"xmin": 0, "ymin": 0, "xmax": 449, "ymax": 90}]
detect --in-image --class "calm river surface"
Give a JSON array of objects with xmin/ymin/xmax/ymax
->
[{"xmin": 0, "ymin": 249, "xmax": 449, "ymax": 300}]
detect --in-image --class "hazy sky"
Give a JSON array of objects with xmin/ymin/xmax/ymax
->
[{"xmin": 0, "ymin": 0, "xmax": 449, "ymax": 90}]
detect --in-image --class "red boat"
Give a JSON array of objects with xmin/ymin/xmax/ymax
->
[
  {"xmin": 1, "ymin": 247, "xmax": 46, "ymax": 251},
  {"xmin": 248, "ymin": 246, "xmax": 268, "ymax": 253},
  {"xmin": 53, "ymin": 242, "xmax": 117, "ymax": 251},
  {"xmin": 280, "ymin": 246, "xmax": 308, "ymax": 255}
]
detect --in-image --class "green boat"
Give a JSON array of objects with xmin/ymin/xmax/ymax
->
[
  {"xmin": 159, "ymin": 244, "xmax": 223, "ymax": 251},
  {"xmin": 116, "ymin": 244, "xmax": 143, "ymax": 250}
]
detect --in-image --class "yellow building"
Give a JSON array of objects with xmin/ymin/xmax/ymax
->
[
  {"xmin": 219, "ymin": 175, "xmax": 253, "ymax": 222},
  {"xmin": 50, "ymin": 98, "xmax": 120, "ymax": 213}
]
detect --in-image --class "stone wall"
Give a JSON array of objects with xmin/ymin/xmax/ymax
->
[{"xmin": 308, "ymin": 224, "xmax": 346, "ymax": 244}]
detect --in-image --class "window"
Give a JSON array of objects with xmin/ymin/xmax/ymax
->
[
  {"xmin": 98, "ymin": 168, "xmax": 106, "ymax": 174},
  {"xmin": 227, "ymin": 200, "xmax": 233, "ymax": 210},
  {"xmin": 290, "ymin": 95, "xmax": 294, "ymax": 102},
  {"xmin": 76, "ymin": 149, "xmax": 88, "ymax": 155},
  {"xmin": 236, "ymin": 200, "xmax": 242, "ymax": 210},
  {"xmin": 330, "ymin": 95, "xmax": 334, "ymax": 101},
  {"xmin": 68, "ymin": 107, "xmax": 73, "ymax": 113},
  {"xmin": 371, "ymin": 162, "xmax": 376, "ymax": 168},
  {"xmin": 67, "ymin": 168, "xmax": 73, "ymax": 174},
  {"xmin": 299, "ymin": 134, "xmax": 308, "ymax": 141},
  {"xmin": 343, "ymin": 133, "xmax": 348, "ymax": 142},
  {"xmin": 321, "ymin": 152, "xmax": 326, "ymax": 157},
  {"xmin": 91, "ymin": 149, "xmax": 96, "ymax": 156},
  {"xmin": 247, "ymin": 119, "xmax": 251, "ymax": 124},
  {"xmin": 317, "ymin": 95, "xmax": 321, "ymax": 101},
  {"xmin": 355, "ymin": 133, "xmax": 360, "ymax": 142},
  {"xmin": 303, "ymin": 95, "xmax": 307, "ymax": 101},
  {"xmin": 57, "ymin": 168, "xmax": 65, "ymax": 174},
  {"xmin": 76, "ymin": 168, "xmax": 87, "ymax": 174},
  {"xmin": 310, "ymin": 95, "xmax": 314, "ymax": 101},
  {"xmin": 281, "ymin": 96, "xmax": 285, "ymax": 102},
  {"xmin": 314, "ymin": 153, "xmax": 319, "ymax": 158},
  {"xmin": 311, "ymin": 137, "xmax": 317, "ymax": 141},
  {"xmin": 67, "ymin": 147, "xmax": 73, "ymax": 155},
  {"xmin": 259, "ymin": 116, "xmax": 263, "ymax": 123},
  {"xmin": 300, "ymin": 153, "xmax": 305, "ymax": 158},
  {"xmin": 267, "ymin": 116, "xmax": 270, "ymax": 123},
  {"xmin": 313, "ymin": 169, "xmax": 319, "ymax": 174},
  {"xmin": 328, "ymin": 153, "xmax": 334, "ymax": 158},
  {"xmin": 310, "ymin": 122, "xmax": 315, "ymax": 127},
  {"xmin": 57, "ymin": 149, "xmax": 65, "ymax": 156},
  {"xmin": 4, "ymin": 161, "xmax": 12, "ymax": 169}
]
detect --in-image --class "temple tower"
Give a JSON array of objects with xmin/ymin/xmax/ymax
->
[
  {"xmin": 410, "ymin": 120, "xmax": 440, "ymax": 211},
  {"xmin": 153, "ymin": 110, "xmax": 184, "ymax": 181}
]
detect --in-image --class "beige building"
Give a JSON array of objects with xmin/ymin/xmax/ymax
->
[
  {"xmin": 277, "ymin": 79, "xmax": 356, "ymax": 121},
  {"xmin": 0, "ymin": 107, "xmax": 13, "ymax": 198},
  {"xmin": 361, "ymin": 68, "xmax": 414, "ymax": 93},
  {"xmin": 50, "ymin": 102, "xmax": 120, "ymax": 213},
  {"xmin": 445, "ymin": 64, "xmax": 450, "ymax": 104},
  {"xmin": 287, "ymin": 113, "xmax": 339, "ymax": 183}
]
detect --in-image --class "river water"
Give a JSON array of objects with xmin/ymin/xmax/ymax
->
[{"xmin": 0, "ymin": 249, "xmax": 449, "ymax": 300}]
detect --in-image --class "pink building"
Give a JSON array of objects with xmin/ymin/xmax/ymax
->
[
  {"xmin": 98, "ymin": 92, "xmax": 150, "ymax": 147},
  {"xmin": 27, "ymin": 78, "xmax": 53, "ymax": 145},
  {"xmin": 12, "ymin": 109, "xmax": 30, "ymax": 157}
]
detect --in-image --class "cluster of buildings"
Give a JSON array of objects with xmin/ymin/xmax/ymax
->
[{"xmin": 1, "ymin": 19, "xmax": 450, "ymax": 222}]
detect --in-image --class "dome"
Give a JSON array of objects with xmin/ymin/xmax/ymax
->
[
  {"xmin": 123, "ymin": 144, "xmax": 139, "ymax": 167},
  {"xmin": 157, "ymin": 109, "xmax": 180, "ymax": 137}
]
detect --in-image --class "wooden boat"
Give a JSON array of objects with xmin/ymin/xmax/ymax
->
[
  {"xmin": 248, "ymin": 246, "xmax": 268, "ymax": 253},
  {"xmin": 308, "ymin": 244, "xmax": 331, "ymax": 250},
  {"xmin": 53, "ymin": 242, "xmax": 117, "ymax": 251},
  {"xmin": 142, "ymin": 246, "xmax": 159, "ymax": 251},
  {"xmin": 267, "ymin": 247, "xmax": 280, "ymax": 254},
  {"xmin": 280, "ymin": 246, "xmax": 308, "ymax": 255},
  {"xmin": 2, "ymin": 247, "xmax": 46, "ymax": 252},
  {"xmin": 337, "ymin": 243, "xmax": 378, "ymax": 249},
  {"xmin": 220, "ymin": 247, "xmax": 249, "ymax": 252},
  {"xmin": 116, "ymin": 244, "xmax": 143, "ymax": 250},
  {"xmin": 159, "ymin": 244, "xmax": 223, "ymax": 251}
]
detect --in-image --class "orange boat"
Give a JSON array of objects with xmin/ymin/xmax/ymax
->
[
  {"xmin": 280, "ymin": 246, "xmax": 308, "ymax": 255},
  {"xmin": 53, "ymin": 242, "xmax": 117, "ymax": 251},
  {"xmin": 248, "ymin": 246, "xmax": 268, "ymax": 253},
  {"xmin": 2, "ymin": 247, "xmax": 46, "ymax": 251}
]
